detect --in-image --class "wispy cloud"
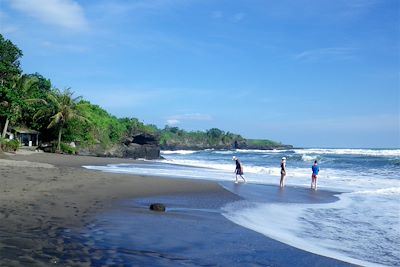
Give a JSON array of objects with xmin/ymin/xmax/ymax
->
[
  {"xmin": 294, "ymin": 47, "xmax": 356, "ymax": 62},
  {"xmin": 166, "ymin": 113, "xmax": 213, "ymax": 126},
  {"xmin": 94, "ymin": 0, "xmax": 190, "ymax": 15},
  {"xmin": 166, "ymin": 119, "xmax": 180, "ymax": 126},
  {"xmin": 41, "ymin": 41, "xmax": 88, "ymax": 53},
  {"xmin": 84, "ymin": 87, "xmax": 172, "ymax": 110},
  {"xmin": 233, "ymin": 12, "xmax": 246, "ymax": 22},
  {"xmin": 0, "ymin": 10, "xmax": 18, "ymax": 34},
  {"xmin": 344, "ymin": 0, "xmax": 377, "ymax": 10},
  {"xmin": 212, "ymin": 11, "xmax": 223, "ymax": 19},
  {"xmin": 9, "ymin": 0, "xmax": 89, "ymax": 31}
]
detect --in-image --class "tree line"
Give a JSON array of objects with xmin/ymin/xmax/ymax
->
[{"xmin": 0, "ymin": 34, "xmax": 283, "ymax": 153}]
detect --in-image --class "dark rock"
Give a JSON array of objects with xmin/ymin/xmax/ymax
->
[
  {"xmin": 149, "ymin": 203, "xmax": 166, "ymax": 212},
  {"xmin": 122, "ymin": 133, "xmax": 160, "ymax": 159},
  {"xmin": 132, "ymin": 133, "xmax": 158, "ymax": 145},
  {"xmin": 39, "ymin": 142, "xmax": 56, "ymax": 153},
  {"xmin": 77, "ymin": 132, "xmax": 161, "ymax": 159},
  {"xmin": 124, "ymin": 143, "xmax": 160, "ymax": 159},
  {"xmin": 123, "ymin": 137, "xmax": 133, "ymax": 146}
]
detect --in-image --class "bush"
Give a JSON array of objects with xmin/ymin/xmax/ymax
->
[
  {"xmin": 60, "ymin": 143, "xmax": 76, "ymax": 154},
  {"xmin": 0, "ymin": 138, "xmax": 20, "ymax": 152}
]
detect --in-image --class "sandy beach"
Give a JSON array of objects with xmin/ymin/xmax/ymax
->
[{"xmin": 0, "ymin": 151, "xmax": 354, "ymax": 266}]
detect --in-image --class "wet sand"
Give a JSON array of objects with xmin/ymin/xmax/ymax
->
[{"xmin": 0, "ymin": 151, "xmax": 354, "ymax": 266}]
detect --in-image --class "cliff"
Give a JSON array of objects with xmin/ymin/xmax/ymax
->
[{"xmin": 77, "ymin": 133, "xmax": 160, "ymax": 159}]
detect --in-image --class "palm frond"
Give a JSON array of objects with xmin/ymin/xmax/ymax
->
[
  {"xmin": 25, "ymin": 98, "xmax": 48, "ymax": 105},
  {"xmin": 46, "ymin": 92, "xmax": 61, "ymax": 110},
  {"xmin": 47, "ymin": 112, "xmax": 63, "ymax": 129}
]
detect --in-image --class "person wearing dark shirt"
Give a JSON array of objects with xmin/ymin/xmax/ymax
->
[
  {"xmin": 280, "ymin": 157, "xmax": 287, "ymax": 188},
  {"xmin": 232, "ymin": 156, "xmax": 246, "ymax": 184},
  {"xmin": 311, "ymin": 160, "xmax": 320, "ymax": 190}
]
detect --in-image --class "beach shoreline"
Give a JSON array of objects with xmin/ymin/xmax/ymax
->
[{"xmin": 0, "ymin": 151, "xmax": 355, "ymax": 266}]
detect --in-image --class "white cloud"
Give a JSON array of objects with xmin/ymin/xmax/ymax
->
[
  {"xmin": 0, "ymin": 25, "xmax": 19, "ymax": 34},
  {"xmin": 9, "ymin": 0, "xmax": 89, "ymax": 31},
  {"xmin": 169, "ymin": 113, "xmax": 213, "ymax": 121},
  {"xmin": 166, "ymin": 119, "xmax": 180, "ymax": 126},
  {"xmin": 41, "ymin": 40, "xmax": 87, "ymax": 52},
  {"xmin": 94, "ymin": 0, "xmax": 190, "ymax": 15},
  {"xmin": 166, "ymin": 113, "xmax": 213, "ymax": 126},
  {"xmin": 0, "ymin": 10, "xmax": 19, "ymax": 33},
  {"xmin": 85, "ymin": 88, "xmax": 166, "ymax": 110},
  {"xmin": 294, "ymin": 47, "xmax": 355, "ymax": 62}
]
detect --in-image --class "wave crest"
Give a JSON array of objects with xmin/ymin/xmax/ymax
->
[
  {"xmin": 294, "ymin": 148, "xmax": 400, "ymax": 157},
  {"xmin": 351, "ymin": 187, "xmax": 400, "ymax": 196},
  {"xmin": 161, "ymin": 150, "xmax": 198, "ymax": 155}
]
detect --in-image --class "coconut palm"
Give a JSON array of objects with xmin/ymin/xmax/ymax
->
[
  {"xmin": 36, "ymin": 88, "xmax": 88, "ymax": 152},
  {"xmin": 1, "ymin": 75, "xmax": 38, "ymax": 138}
]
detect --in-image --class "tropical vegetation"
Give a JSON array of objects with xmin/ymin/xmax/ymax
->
[{"xmin": 0, "ymin": 34, "xmax": 287, "ymax": 153}]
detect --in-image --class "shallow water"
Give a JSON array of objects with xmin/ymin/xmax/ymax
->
[
  {"xmin": 85, "ymin": 148, "xmax": 400, "ymax": 266},
  {"xmin": 46, "ymin": 191, "xmax": 351, "ymax": 266}
]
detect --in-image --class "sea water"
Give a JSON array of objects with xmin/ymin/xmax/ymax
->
[{"xmin": 84, "ymin": 148, "xmax": 400, "ymax": 266}]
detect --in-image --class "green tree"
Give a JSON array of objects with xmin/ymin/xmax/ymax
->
[
  {"xmin": 0, "ymin": 34, "xmax": 22, "ymax": 86},
  {"xmin": 36, "ymin": 88, "xmax": 88, "ymax": 151},
  {"xmin": 19, "ymin": 73, "xmax": 51, "ymax": 130},
  {"xmin": 1, "ymin": 74, "xmax": 40, "ymax": 137},
  {"xmin": 0, "ymin": 34, "xmax": 23, "ymax": 137}
]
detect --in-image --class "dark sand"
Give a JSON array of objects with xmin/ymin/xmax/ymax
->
[{"xmin": 0, "ymin": 151, "xmax": 355, "ymax": 266}]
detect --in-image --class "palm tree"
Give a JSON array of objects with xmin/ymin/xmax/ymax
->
[
  {"xmin": 36, "ymin": 88, "xmax": 87, "ymax": 152},
  {"xmin": 1, "ymin": 75, "xmax": 38, "ymax": 138}
]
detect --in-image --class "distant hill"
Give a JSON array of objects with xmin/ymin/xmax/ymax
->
[{"xmin": 159, "ymin": 126, "xmax": 292, "ymax": 150}]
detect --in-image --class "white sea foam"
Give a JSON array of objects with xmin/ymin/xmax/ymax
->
[
  {"xmin": 86, "ymin": 157, "xmax": 400, "ymax": 192},
  {"xmin": 157, "ymin": 158, "xmax": 306, "ymax": 179},
  {"xmin": 350, "ymin": 187, "xmax": 400, "ymax": 196},
  {"xmin": 158, "ymin": 158, "xmax": 281, "ymax": 174},
  {"xmin": 294, "ymin": 148, "xmax": 400, "ymax": 157},
  {"xmin": 301, "ymin": 154, "xmax": 318, "ymax": 161},
  {"xmin": 161, "ymin": 150, "xmax": 198, "ymax": 155},
  {"xmin": 222, "ymin": 193, "xmax": 398, "ymax": 266},
  {"xmin": 213, "ymin": 150, "xmax": 235, "ymax": 155},
  {"xmin": 236, "ymin": 149, "xmax": 289, "ymax": 154}
]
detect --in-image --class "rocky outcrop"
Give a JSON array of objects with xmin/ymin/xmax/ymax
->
[
  {"xmin": 122, "ymin": 133, "xmax": 160, "ymax": 159},
  {"xmin": 78, "ymin": 133, "xmax": 161, "ymax": 159},
  {"xmin": 149, "ymin": 203, "xmax": 166, "ymax": 212}
]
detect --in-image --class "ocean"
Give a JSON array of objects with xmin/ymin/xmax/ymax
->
[{"xmin": 84, "ymin": 148, "xmax": 400, "ymax": 266}]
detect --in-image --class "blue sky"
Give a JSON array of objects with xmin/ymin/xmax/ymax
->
[{"xmin": 1, "ymin": 0, "xmax": 399, "ymax": 148}]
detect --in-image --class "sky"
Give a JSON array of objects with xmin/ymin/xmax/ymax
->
[{"xmin": 0, "ymin": 0, "xmax": 399, "ymax": 148}]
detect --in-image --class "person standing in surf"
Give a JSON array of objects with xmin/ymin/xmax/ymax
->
[
  {"xmin": 311, "ymin": 160, "xmax": 320, "ymax": 190},
  {"xmin": 232, "ymin": 156, "xmax": 246, "ymax": 184},
  {"xmin": 280, "ymin": 157, "xmax": 287, "ymax": 188}
]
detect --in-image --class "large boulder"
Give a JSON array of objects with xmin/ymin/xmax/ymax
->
[{"xmin": 149, "ymin": 203, "xmax": 166, "ymax": 212}]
